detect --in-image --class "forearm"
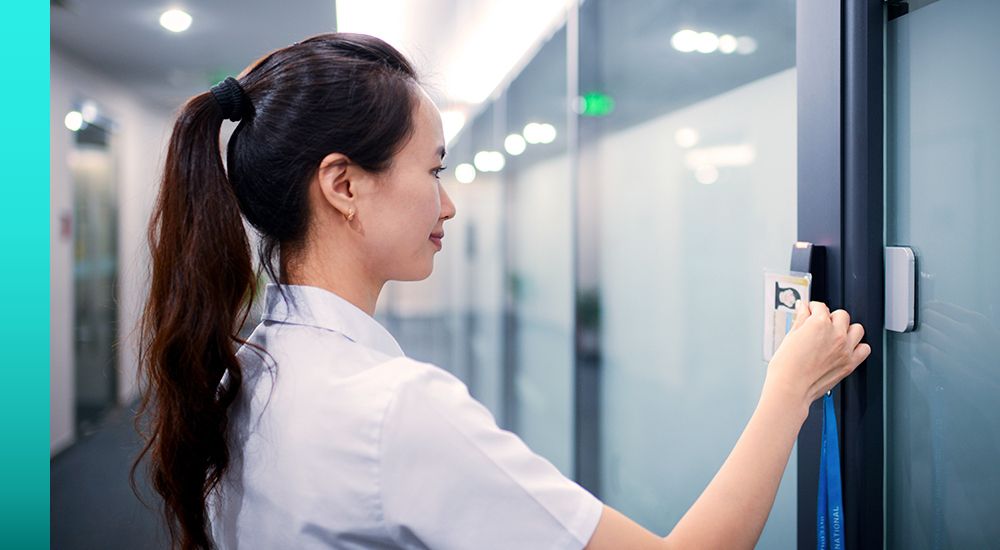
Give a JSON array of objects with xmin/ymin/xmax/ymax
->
[{"xmin": 664, "ymin": 392, "xmax": 808, "ymax": 549}]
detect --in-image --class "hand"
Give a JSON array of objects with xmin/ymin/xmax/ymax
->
[{"xmin": 762, "ymin": 301, "xmax": 871, "ymax": 412}]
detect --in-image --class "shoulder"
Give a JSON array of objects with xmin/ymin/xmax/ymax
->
[
  {"xmin": 372, "ymin": 358, "xmax": 605, "ymax": 549},
  {"xmin": 372, "ymin": 356, "xmax": 489, "ymax": 441},
  {"xmin": 374, "ymin": 356, "xmax": 470, "ymax": 401}
]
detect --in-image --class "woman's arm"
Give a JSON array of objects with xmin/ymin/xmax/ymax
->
[{"xmin": 584, "ymin": 301, "xmax": 870, "ymax": 549}]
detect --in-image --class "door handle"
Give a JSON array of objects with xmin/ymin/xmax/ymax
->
[{"xmin": 885, "ymin": 246, "xmax": 916, "ymax": 332}]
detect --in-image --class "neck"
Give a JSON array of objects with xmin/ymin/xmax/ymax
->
[{"xmin": 283, "ymin": 242, "xmax": 384, "ymax": 317}]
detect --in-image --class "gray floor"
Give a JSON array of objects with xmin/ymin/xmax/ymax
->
[{"xmin": 51, "ymin": 405, "xmax": 168, "ymax": 549}]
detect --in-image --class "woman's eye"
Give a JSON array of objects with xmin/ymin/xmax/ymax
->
[{"xmin": 432, "ymin": 165, "xmax": 447, "ymax": 179}]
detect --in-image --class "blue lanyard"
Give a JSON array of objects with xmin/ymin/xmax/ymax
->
[{"xmin": 817, "ymin": 392, "xmax": 844, "ymax": 550}]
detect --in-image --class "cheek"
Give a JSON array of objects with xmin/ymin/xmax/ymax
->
[
  {"xmin": 403, "ymin": 178, "xmax": 441, "ymax": 227},
  {"xmin": 376, "ymin": 181, "xmax": 439, "ymax": 247}
]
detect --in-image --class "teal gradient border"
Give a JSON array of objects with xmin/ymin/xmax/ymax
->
[{"xmin": 0, "ymin": 2, "xmax": 50, "ymax": 548}]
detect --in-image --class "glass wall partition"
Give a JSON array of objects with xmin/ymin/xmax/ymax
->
[
  {"xmin": 578, "ymin": 0, "xmax": 799, "ymax": 546},
  {"xmin": 503, "ymin": 26, "xmax": 575, "ymax": 476},
  {"xmin": 453, "ymin": 104, "xmax": 508, "ymax": 418}
]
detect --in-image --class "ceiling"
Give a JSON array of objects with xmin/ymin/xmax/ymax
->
[
  {"xmin": 51, "ymin": 0, "xmax": 340, "ymax": 112},
  {"xmin": 51, "ymin": 0, "xmax": 793, "ymax": 145},
  {"xmin": 51, "ymin": 0, "xmax": 574, "ymax": 133}
]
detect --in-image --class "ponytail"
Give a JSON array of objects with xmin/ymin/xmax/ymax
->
[{"xmin": 132, "ymin": 91, "xmax": 255, "ymax": 549}]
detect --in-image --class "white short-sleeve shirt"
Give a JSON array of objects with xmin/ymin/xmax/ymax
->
[{"xmin": 208, "ymin": 283, "xmax": 604, "ymax": 549}]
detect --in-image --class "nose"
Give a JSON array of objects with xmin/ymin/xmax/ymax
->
[{"xmin": 439, "ymin": 182, "xmax": 456, "ymax": 221}]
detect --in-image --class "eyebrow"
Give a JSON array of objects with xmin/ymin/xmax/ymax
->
[{"xmin": 436, "ymin": 146, "xmax": 446, "ymax": 160}]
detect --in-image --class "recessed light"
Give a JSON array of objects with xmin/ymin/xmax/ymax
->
[
  {"xmin": 64, "ymin": 111, "xmax": 83, "ymax": 132},
  {"xmin": 80, "ymin": 100, "xmax": 98, "ymax": 123},
  {"xmin": 504, "ymin": 134, "xmax": 527, "ymax": 156},
  {"xmin": 675, "ymin": 127, "xmax": 699, "ymax": 148},
  {"xmin": 736, "ymin": 36, "xmax": 758, "ymax": 55},
  {"xmin": 718, "ymin": 34, "xmax": 738, "ymax": 54},
  {"xmin": 160, "ymin": 9, "xmax": 192, "ymax": 33},
  {"xmin": 455, "ymin": 163, "xmax": 476, "ymax": 183}
]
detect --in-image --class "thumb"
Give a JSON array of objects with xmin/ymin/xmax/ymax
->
[{"xmin": 790, "ymin": 299, "xmax": 810, "ymax": 331}]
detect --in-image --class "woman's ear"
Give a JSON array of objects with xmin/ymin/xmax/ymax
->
[{"xmin": 315, "ymin": 152, "xmax": 356, "ymax": 219}]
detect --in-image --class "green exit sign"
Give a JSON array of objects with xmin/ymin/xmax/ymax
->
[{"xmin": 580, "ymin": 91, "xmax": 615, "ymax": 117}]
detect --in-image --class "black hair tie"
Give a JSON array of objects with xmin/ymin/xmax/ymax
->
[{"xmin": 210, "ymin": 76, "xmax": 249, "ymax": 122}]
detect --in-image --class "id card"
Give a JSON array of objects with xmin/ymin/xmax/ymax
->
[{"xmin": 763, "ymin": 270, "xmax": 811, "ymax": 361}]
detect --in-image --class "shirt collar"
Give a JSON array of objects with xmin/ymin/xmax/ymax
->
[{"xmin": 261, "ymin": 283, "xmax": 405, "ymax": 358}]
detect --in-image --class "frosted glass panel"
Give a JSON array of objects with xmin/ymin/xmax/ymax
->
[
  {"xmin": 595, "ymin": 68, "xmax": 798, "ymax": 547},
  {"xmin": 885, "ymin": 0, "xmax": 1000, "ymax": 547},
  {"xmin": 509, "ymin": 154, "xmax": 574, "ymax": 474}
]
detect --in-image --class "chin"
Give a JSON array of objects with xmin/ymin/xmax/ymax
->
[{"xmin": 394, "ymin": 259, "xmax": 435, "ymax": 282}]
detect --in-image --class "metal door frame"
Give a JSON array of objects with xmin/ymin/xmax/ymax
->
[{"xmin": 796, "ymin": 0, "xmax": 886, "ymax": 547}]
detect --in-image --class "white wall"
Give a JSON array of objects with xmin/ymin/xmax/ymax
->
[{"xmin": 50, "ymin": 44, "xmax": 173, "ymax": 455}]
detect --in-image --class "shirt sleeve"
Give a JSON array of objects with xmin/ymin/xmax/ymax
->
[{"xmin": 378, "ymin": 359, "xmax": 604, "ymax": 550}]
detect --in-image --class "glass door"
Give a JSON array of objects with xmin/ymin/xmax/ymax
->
[
  {"xmin": 885, "ymin": 0, "xmax": 1000, "ymax": 546},
  {"xmin": 70, "ymin": 107, "xmax": 119, "ymax": 434}
]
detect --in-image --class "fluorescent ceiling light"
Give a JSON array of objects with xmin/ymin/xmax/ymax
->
[
  {"xmin": 337, "ymin": 0, "xmax": 572, "ymax": 106},
  {"xmin": 443, "ymin": 0, "xmax": 572, "ymax": 104}
]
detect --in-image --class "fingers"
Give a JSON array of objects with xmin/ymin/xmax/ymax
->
[
  {"xmin": 791, "ymin": 300, "xmax": 810, "ymax": 331},
  {"xmin": 852, "ymin": 342, "xmax": 872, "ymax": 364},
  {"xmin": 831, "ymin": 309, "xmax": 851, "ymax": 332},
  {"xmin": 847, "ymin": 322, "xmax": 865, "ymax": 348},
  {"xmin": 809, "ymin": 301, "xmax": 830, "ymax": 318},
  {"xmin": 812, "ymin": 343, "xmax": 872, "ymax": 398}
]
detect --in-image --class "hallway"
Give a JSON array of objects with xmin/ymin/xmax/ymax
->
[{"xmin": 51, "ymin": 406, "xmax": 165, "ymax": 549}]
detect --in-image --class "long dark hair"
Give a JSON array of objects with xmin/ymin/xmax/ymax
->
[{"xmin": 131, "ymin": 33, "xmax": 419, "ymax": 549}]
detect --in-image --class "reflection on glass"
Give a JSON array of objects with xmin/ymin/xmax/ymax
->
[{"xmin": 885, "ymin": 0, "xmax": 1000, "ymax": 546}]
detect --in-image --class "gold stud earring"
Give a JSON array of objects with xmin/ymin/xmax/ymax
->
[{"xmin": 345, "ymin": 208, "xmax": 355, "ymax": 222}]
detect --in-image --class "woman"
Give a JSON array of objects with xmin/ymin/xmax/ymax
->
[{"xmin": 134, "ymin": 32, "xmax": 870, "ymax": 550}]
